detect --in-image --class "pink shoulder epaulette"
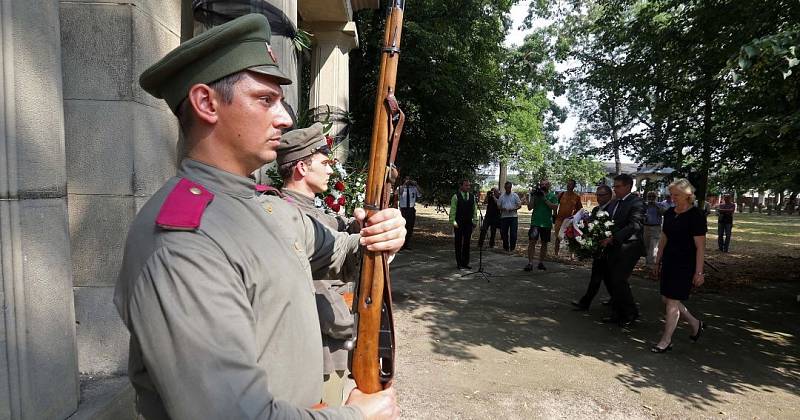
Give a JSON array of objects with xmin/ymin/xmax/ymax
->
[
  {"xmin": 156, "ymin": 178, "xmax": 214, "ymax": 231},
  {"xmin": 255, "ymin": 184, "xmax": 283, "ymax": 197}
]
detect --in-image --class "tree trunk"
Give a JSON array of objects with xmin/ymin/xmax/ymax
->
[
  {"xmin": 785, "ymin": 192, "xmax": 797, "ymax": 215},
  {"xmin": 498, "ymin": 160, "xmax": 508, "ymax": 190},
  {"xmin": 611, "ymin": 129, "xmax": 621, "ymax": 175},
  {"xmin": 736, "ymin": 190, "xmax": 745, "ymax": 213},
  {"xmin": 694, "ymin": 89, "xmax": 713, "ymax": 212}
]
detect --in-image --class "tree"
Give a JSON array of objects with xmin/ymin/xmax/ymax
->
[
  {"xmin": 349, "ymin": 1, "xmax": 567, "ymax": 203},
  {"xmin": 349, "ymin": 0, "xmax": 515, "ymax": 202},
  {"xmin": 724, "ymin": 29, "xmax": 800, "ymax": 198},
  {"xmin": 528, "ymin": 0, "xmax": 800, "ymax": 206}
]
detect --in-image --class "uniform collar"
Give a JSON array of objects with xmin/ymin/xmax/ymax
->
[
  {"xmin": 178, "ymin": 159, "xmax": 255, "ymax": 198},
  {"xmin": 281, "ymin": 188, "xmax": 316, "ymax": 208}
]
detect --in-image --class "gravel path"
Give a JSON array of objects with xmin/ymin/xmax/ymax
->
[{"xmin": 386, "ymin": 241, "xmax": 800, "ymax": 419}]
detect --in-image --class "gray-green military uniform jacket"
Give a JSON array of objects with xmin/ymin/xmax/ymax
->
[
  {"xmin": 281, "ymin": 189, "xmax": 358, "ymax": 374},
  {"xmin": 114, "ymin": 159, "xmax": 363, "ymax": 420}
]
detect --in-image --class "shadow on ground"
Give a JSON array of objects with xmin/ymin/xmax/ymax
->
[{"xmin": 391, "ymin": 212, "xmax": 800, "ymax": 413}]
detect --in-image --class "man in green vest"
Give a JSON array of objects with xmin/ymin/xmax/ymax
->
[{"xmin": 449, "ymin": 179, "xmax": 479, "ymax": 269}]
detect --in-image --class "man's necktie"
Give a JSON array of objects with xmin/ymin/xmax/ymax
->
[{"xmin": 611, "ymin": 198, "xmax": 623, "ymax": 218}]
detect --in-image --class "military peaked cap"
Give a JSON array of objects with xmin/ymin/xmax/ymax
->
[
  {"xmin": 139, "ymin": 13, "xmax": 292, "ymax": 113},
  {"xmin": 276, "ymin": 123, "xmax": 331, "ymax": 166}
]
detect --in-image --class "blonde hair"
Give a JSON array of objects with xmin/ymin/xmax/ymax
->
[{"xmin": 667, "ymin": 178, "xmax": 695, "ymax": 205}]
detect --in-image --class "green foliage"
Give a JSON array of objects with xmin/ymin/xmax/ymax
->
[
  {"xmin": 529, "ymin": 0, "xmax": 800, "ymax": 199},
  {"xmin": 732, "ymin": 30, "xmax": 800, "ymax": 78},
  {"xmin": 350, "ymin": 0, "xmax": 518, "ymax": 204},
  {"xmin": 550, "ymin": 152, "xmax": 606, "ymax": 188},
  {"xmin": 497, "ymin": 93, "xmax": 551, "ymax": 185},
  {"xmin": 292, "ymin": 29, "xmax": 313, "ymax": 52}
]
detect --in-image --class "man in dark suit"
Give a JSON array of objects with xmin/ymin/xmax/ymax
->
[
  {"xmin": 572, "ymin": 184, "xmax": 614, "ymax": 310},
  {"xmin": 599, "ymin": 174, "xmax": 644, "ymax": 327}
]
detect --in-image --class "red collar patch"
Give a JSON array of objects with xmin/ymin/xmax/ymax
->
[{"xmin": 156, "ymin": 178, "xmax": 214, "ymax": 231}]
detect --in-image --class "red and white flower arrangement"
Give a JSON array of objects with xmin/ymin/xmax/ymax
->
[{"xmin": 560, "ymin": 208, "xmax": 614, "ymax": 260}]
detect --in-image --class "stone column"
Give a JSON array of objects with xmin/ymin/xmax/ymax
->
[
  {"xmin": 60, "ymin": 0, "xmax": 181, "ymax": 377},
  {"xmin": 1, "ymin": 0, "xmax": 79, "ymax": 418},
  {"xmin": 307, "ymin": 21, "xmax": 358, "ymax": 163},
  {"xmin": 266, "ymin": 0, "xmax": 299, "ymax": 114}
]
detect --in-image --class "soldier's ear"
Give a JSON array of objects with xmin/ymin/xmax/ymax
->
[
  {"xmin": 187, "ymin": 84, "xmax": 218, "ymax": 125},
  {"xmin": 295, "ymin": 160, "xmax": 308, "ymax": 177}
]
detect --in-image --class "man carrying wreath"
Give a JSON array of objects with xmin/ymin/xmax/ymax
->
[{"xmin": 571, "ymin": 185, "xmax": 614, "ymax": 310}]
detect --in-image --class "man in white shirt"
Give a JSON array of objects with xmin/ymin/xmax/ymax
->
[
  {"xmin": 397, "ymin": 176, "xmax": 421, "ymax": 249},
  {"xmin": 497, "ymin": 181, "xmax": 522, "ymax": 252}
]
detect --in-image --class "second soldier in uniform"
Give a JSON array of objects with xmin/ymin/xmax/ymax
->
[{"xmin": 277, "ymin": 123, "xmax": 359, "ymax": 407}]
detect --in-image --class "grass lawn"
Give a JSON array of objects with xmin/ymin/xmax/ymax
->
[
  {"xmin": 701, "ymin": 212, "xmax": 800, "ymax": 290},
  {"xmin": 409, "ymin": 205, "xmax": 800, "ymax": 291},
  {"xmin": 709, "ymin": 212, "xmax": 800, "ymax": 255}
]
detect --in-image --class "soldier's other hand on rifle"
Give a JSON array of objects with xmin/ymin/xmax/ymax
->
[
  {"xmin": 345, "ymin": 386, "xmax": 400, "ymax": 420},
  {"xmin": 355, "ymin": 208, "xmax": 407, "ymax": 253}
]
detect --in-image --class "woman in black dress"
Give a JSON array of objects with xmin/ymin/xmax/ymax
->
[{"xmin": 651, "ymin": 179, "xmax": 707, "ymax": 353}]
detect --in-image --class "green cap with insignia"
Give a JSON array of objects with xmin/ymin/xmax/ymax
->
[
  {"xmin": 276, "ymin": 123, "xmax": 331, "ymax": 166},
  {"xmin": 139, "ymin": 13, "xmax": 292, "ymax": 113}
]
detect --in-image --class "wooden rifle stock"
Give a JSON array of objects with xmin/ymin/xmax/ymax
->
[{"xmin": 351, "ymin": 0, "xmax": 405, "ymax": 394}]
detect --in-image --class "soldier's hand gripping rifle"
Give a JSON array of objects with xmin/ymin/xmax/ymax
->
[{"xmin": 350, "ymin": 0, "xmax": 406, "ymax": 393}]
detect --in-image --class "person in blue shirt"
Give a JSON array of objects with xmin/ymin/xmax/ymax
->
[{"xmin": 643, "ymin": 191, "xmax": 667, "ymax": 266}]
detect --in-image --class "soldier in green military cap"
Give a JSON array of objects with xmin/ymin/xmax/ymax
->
[
  {"xmin": 115, "ymin": 13, "xmax": 402, "ymax": 420},
  {"xmin": 277, "ymin": 123, "xmax": 360, "ymax": 407}
]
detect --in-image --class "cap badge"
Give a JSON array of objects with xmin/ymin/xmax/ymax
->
[{"xmin": 267, "ymin": 43, "xmax": 278, "ymax": 64}]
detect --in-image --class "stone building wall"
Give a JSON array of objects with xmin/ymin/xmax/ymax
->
[
  {"xmin": 1, "ymin": 0, "xmax": 79, "ymax": 418},
  {"xmin": 60, "ymin": 0, "xmax": 183, "ymax": 377}
]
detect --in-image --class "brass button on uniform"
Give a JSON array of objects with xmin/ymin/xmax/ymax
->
[
  {"xmin": 265, "ymin": 204, "xmax": 273, "ymax": 214},
  {"xmin": 189, "ymin": 187, "xmax": 202, "ymax": 195}
]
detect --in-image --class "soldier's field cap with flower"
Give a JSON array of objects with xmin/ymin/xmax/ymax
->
[
  {"xmin": 276, "ymin": 123, "xmax": 331, "ymax": 166},
  {"xmin": 139, "ymin": 13, "xmax": 291, "ymax": 113}
]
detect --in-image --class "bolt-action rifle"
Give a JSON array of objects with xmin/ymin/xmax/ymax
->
[{"xmin": 349, "ymin": 0, "xmax": 406, "ymax": 394}]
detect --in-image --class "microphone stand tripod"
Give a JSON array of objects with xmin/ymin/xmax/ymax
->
[{"xmin": 462, "ymin": 199, "xmax": 492, "ymax": 283}]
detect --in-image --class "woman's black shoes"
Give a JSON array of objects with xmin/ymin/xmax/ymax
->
[
  {"xmin": 690, "ymin": 321, "xmax": 705, "ymax": 342},
  {"xmin": 650, "ymin": 343, "xmax": 673, "ymax": 353},
  {"xmin": 651, "ymin": 321, "xmax": 704, "ymax": 353}
]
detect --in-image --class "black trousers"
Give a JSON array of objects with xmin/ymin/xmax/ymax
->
[
  {"xmin": 578, "ymin": 257, "xmax": 613, "ymax": 307},
  {"xmin": 454, "ymin": 223, "xmax": 474, "ymax": 267},
  {"xmin": 478, "ymin": 219, "xmax": 499, "ymax": 248},
  {"xmin": 499, "ymin": 217, "xmax": 518, "ymax": 251},
  {"xmin": 718, "ymin": 222, "xmax": 732, "ymax": 251},
  {"xmin": 400, "ymin": 207, "xmax": 416, "ymax": 245},
  {"xmin": 606, "ymin": 243, "xmax": 641, "ymax": 320}
]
